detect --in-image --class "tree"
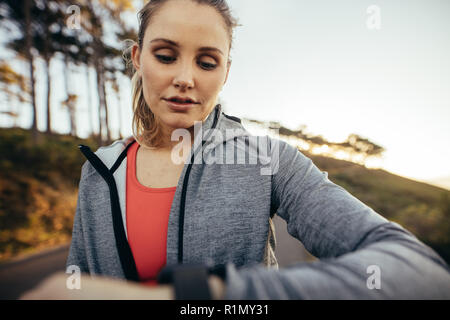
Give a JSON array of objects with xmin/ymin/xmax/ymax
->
[
  {"xmin": 0, "ymin": 61, "xmax": 29, "ymax": 127},
  {"xmin": 1, "ymin": 0, "xmax": 136, "ymax": 143},
  {"xmin": 0, "ymin": 0, "xmax": 39, "ymax": 141},
  {"xmin": 343, "ymin": 133, "xmax": 385, "ymax": 164},
  {"xmin": 76, "ymin": 0, "xmax": 135, "ymax": 144}
]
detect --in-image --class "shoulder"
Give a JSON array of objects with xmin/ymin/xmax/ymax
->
[
  {"xmin": 265, "ymin": 136, "xmax": 315, "ymax": 176},
  {"xmin": 94, "ymin": 136, "xmax": 134, "ymax": 168},
  {"xmin": 266, "ymin": 135, "xmax": 303, "ymax": 156},
  {"xmin": 95, "ymin": 136, "xmax": 134, "ymax": 155},
  {"xmin": 221, "ymin": 112, "xmax": 242, "ymax": 124},
  {"xmin": 79, "ymin": 136, "xmax": 135, "ymax": 180}
]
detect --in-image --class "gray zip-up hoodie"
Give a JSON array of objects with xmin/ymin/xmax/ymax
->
[{"xmin": 67, "ymin": 104, "xmax": 450, "ymax": 299}]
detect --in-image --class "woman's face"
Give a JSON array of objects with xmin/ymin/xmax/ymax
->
[{"xmin": 132, "ymin": 0, "xmax": 231, "ymax": 141}]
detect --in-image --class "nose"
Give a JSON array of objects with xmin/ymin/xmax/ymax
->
[{"xmin": 172, "ymin": 60, "xmax": 194, "ymax": 90}]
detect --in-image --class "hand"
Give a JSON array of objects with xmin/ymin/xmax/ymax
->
[
  {"xmin": 20, "ymin": 272, "xmax": 174, "ymax": 300},
  {"xmin": 208, "ymin": 275, "xmax": 226, "ymax": 300}
]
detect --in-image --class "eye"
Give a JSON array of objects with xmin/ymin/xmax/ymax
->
[
  {"xmin": 198, "ymin": 55, "xmax": 218, "ymax": 70},
  {"xmin": 155, "ymin": 53, "xmax": 217, "ymax": 70},
  {"xmin": 198, "ymin": 61, "xmax": 217, "ymax": 70},
  {"xmin": 155, "ymin": 54, "xmax": 175, "ymax": 64}
]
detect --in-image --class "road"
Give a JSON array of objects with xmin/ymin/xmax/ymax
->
[
  {"xmin": 0, "ymin": 244, "xmax": 69, "ymax": 299},
  {"xmin": 0, "ymin": 215, "xmax": 315, "ymax": 299}
]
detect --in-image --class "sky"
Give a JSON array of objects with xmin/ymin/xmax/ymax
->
[
  {"xmin": 221, "ymin": 0, "xmax": 450, "ymax": 187},
  {"xmin": 1, "ymin": 0, "xmax": 449, "ymax": 189}
]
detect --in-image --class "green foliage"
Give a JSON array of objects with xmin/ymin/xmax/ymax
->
[
  {"xmin": 0, "ymin": 127, "xmax": 98, "ymax": 187},
  {"xmin": 0, "ymin": 128, "xmax": 99, "ymax": 260}
]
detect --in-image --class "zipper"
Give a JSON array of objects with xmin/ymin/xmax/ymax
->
[
  {"xmin": 78, "ymin": 139, "xmax": 139, "ymax": 281},
  {"xmin": 177, "ymin": 104, "xmax": 222, "ymax": 263},
  {"xmin": 77, "ymin": 104, "xmax": 222, "ymax": 280}
]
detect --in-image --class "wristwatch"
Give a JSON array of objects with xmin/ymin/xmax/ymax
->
[{"xmin": 157, "ymin": 263, "xmax": 227, "ymax": 300}]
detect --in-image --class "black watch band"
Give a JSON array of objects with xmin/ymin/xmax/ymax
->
[
  {"xmin": 173, "ymin": 265, "xmax": 211, "ymax": 300},
  {"xmin": 158, "ymin": 263, "xmax": 223, "ymax": 300}
]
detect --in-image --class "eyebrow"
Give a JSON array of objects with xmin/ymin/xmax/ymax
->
[{"xmin": 150, "ymin": 38, "xmax": 224, "ymax": 56}]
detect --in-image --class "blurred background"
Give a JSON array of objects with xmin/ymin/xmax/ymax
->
[{"xmin": 0, "ymin": 0, "xmax": 449, "ymax": 299}]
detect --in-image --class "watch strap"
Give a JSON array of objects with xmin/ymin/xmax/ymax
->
[
  {"xmin": 173, "ymin": 265, "xmax": 212, "ymax": 300},
  {"xmin": 157, "ymin": 264, "xmax": 213, "ymax": 300}
]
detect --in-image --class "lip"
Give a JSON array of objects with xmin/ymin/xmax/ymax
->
[
  {"xmin": 166, "ymin": 95, "xmax": 199, "ymax": 104},
  {"xmin": 163, "ymin": 99, "xmax": 199, "ymax": 112}
]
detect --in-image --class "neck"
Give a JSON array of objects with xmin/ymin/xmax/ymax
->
[{"xmin": 143, "ymin": 126, "xmax": 195, "ymax": 152}]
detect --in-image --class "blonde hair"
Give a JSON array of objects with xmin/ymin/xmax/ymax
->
[{"xmin": 125, "ymin": 0, "xmax": 240, "ymax": 148}]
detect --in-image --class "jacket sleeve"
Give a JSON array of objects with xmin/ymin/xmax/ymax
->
[
  {"xmin": 223, "ymin": 138, "xmax": 450, "ymax": 299},
  {"xmin": 65, "ymin": 161, "xmax": 90, "ymax": 274}
]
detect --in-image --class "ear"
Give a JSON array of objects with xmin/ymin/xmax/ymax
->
[{"xmin": 131, "ymin": 44, "xmax": 141, "ymax": 75}]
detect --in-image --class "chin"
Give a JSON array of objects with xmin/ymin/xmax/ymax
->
[{"xmin": 162, "ymin": 114, "xmax": 195, "ymax": 129}]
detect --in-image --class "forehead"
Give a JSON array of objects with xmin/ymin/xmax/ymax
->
[{"xmin": 144, "ymin": 0, "xmax": 229, "ymax": 50}]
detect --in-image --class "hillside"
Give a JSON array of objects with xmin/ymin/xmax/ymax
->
[
  {"xmin": 1, "ymin": 127, "xmax": 449, "ymax": 264},
  {"xmin": 307, "ymin": 151, "xmax": 450, "ymax": 262},
  {"xmin": 0, "ymin": 128, "xmax": 99, "ymax": 261}
]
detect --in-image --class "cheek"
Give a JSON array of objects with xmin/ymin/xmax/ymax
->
[
  {"xmin": 200, "ymin": 72, "xmax": 225, "ymax": 96},
  {"xmin": 140, "ymin": 58, "xmax": 168, "ymax": 99}
]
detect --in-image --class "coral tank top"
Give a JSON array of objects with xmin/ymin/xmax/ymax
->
[{"xmin": 126, "ymin": 141, "xmax": 176, "ymax": 286}]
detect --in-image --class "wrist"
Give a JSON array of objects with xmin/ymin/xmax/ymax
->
[
  {"xmin": 208, "ymin": 275, "xmax": 226, "ymax": 300},
  {"xmin": 157, "ymin": 263, "xmax": 212, "ymax": 300},
  {"xmin": 157, "ymin": 263, "xmax": 228, "ymax": 300}
]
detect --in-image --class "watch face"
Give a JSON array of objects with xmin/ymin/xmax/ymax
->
[
  {"xmin": 172, "ymin": 265, "xmax": 212, "ymax": 300},
  {"xmin": 156, "ymin": 264, "xmax": 175, "ymax": 284}
]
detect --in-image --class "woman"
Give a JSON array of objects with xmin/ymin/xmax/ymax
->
[{"xmin": 67, "ymin": 0, "xmax": 450, "ymax": 299}]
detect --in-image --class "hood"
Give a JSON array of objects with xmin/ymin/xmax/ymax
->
[{"xmin": 91, "ymin": 104, "xmax": 251, "ymax": 167}]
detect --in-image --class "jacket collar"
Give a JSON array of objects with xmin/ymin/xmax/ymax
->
[{"xmin": 92, "ymin": 103, "xmax": 248, "ymax": 168}]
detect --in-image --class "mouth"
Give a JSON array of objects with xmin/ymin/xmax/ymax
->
[
  {"xmin": 163, "ymin": 96, "xmax": 200, "ymax": 111},
  {"xmin": 163, "ymin": 97, "xmax": 200, "ymax": 111},
  {"xmin": 164, "ymin": 96, "xmax": 200, "ymax": 104}
]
